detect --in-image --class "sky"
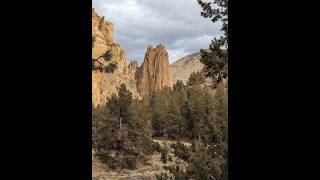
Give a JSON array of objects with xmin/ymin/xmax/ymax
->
[{"xmin": 93, "ymin": 0, "xmax": 222, "ymax": 64}]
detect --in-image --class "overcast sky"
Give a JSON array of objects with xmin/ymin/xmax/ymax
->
[{"xmin": 93, "ymin": 0, "xmax": 222, "ymax": 64}]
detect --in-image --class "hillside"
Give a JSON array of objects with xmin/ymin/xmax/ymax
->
[{"xmin": 171, "ymin": 52, "xmax": 203, "ymax": 84}]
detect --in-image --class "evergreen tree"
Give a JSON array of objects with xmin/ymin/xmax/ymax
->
[
  {"xmin": 173, "ymin": 80, "xmax": 189, "ymax": 138},
  {"xmin": 188, "ymin": 141, "xmax": 214, "ymax": 180},
  {"xmin": 198, "ymin": 0, "xmax": 228, "ymax": 85},
  {"xmin": 187, "ymin": 71, "xmax": 205, "ymax": 86},
  {"xmin": 92, "ymin": 104, "xmax": 118, "ymax": 153},
  {"xmin": 117, "ymin": 83, "xmax": 133, "ymax": 124},
  {"xmin": 92, "ymin": 105, "xmax": 107, "ymax": 150},
  {"xmin": 181, "ymin": 99, "xmax": 193, "ymax": 139},
  {"xmin": 173, "ymin": 80, "xmax": 185, "ymax": 92},
  {"xmin": 127, "ymin": 99, "xmax": 153, "ymax": 155},
  {"xmin": 106, "ymin": 93, "xmax": 120, "ymax": 118},
  {"xmin": 150, "ymin": 89, "xmax": 171, "ymax": 137},
  {"xmin": 212, "ymin": 83, "xmax": 228, "ymax": 144},
  {"xmin": 92, "ymin": 50, "xmax": 118, "ymax": 73},
  {"xmin": 166, "ymin": 97, "xmax": 182, "ymax": 139},
  {"xmin": 187, "ymin": 86, "xmax": 207, "ymax": 140},
  {"xmin": 95, "ymin": 84, "xmax": 154, "ymax": 169},
  {"xmin": 211, "ymin": 83, "xmax": 228, "ymax": 179}
]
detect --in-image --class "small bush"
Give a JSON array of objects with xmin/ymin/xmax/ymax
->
[
  {"xmin": 173, "ymin": 141, "xmax": 190, "ymax": 161},
  {"xmin": 156, "ymin": 172, "xmax": 171, "ymax": 180},
  {"xmin": 160, "ymin": 144, "xmax": 169, "ymax": 164},
  {"xmin": 152, "ymin": 142, "xmax": 162, "ymax": 153}
]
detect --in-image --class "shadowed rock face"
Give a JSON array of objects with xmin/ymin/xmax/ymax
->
[{"xmin": 137, "ymin": 44, "xmax": 173, "ymax": 96}]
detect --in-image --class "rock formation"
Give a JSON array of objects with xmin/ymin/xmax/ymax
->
[
  {"xmin": 92, "ymin": 9, "xmax": 176, "ymax": 106},
  {"xmin": 137, "ymin": 44, "xmax": 173, "ymax": 96},
  {"xmin": 92, "ymin": 8, "xmax": 127, "ymax": 73},
  {"xmin": 127, "ymin": 60, "xmax": 138, "ymax": 78},
  {"xmin": 92, "ymin": 9, "xmax": 139, "ymax": 107}
]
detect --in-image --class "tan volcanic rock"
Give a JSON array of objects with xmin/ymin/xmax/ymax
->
[
  {"xmin": 92, "ymin": 8, "xmax": 127, "ymax": 73},
  {"xmin": 92, "ymin": 9, "xmax": 139, "ymax": 107},
  {"xmin": 137, "ymin": 44, "xmax": 173, "ymax": 96},
  {"xmin": 92, "ymin": 9, "xmax": 174, "ymax": 106},
  {"xmin": 92, "ymin": 8, "xmax": 114, "ymax": 44},
  {"xmin": 127, "ymin": 60, "xmax": 138, "ymax": 78},
  {"xmin": 92, "ymin": 71, "xmax": 140, "ymax": 107}
]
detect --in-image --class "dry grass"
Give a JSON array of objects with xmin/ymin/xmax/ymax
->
[{"xmin": 92, "ymin": 139, "xmax": 190, "ymax": 180}]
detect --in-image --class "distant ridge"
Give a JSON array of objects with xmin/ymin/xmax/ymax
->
[{"xmin": 170, "ymin": 52, "xmax": 204, "ymax": 84}]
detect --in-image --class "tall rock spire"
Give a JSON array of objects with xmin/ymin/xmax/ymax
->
[{"xmin": 137, "ymin": 44, "xmax": 173, "ymax": 96}]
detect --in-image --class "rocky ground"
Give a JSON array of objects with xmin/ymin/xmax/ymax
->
[{"xmin": 92, "ymin": 139, "xmax": 191, "ymax": 180}]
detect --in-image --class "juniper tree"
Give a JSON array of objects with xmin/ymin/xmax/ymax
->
[{"xmin": 187, "ymin": 71, "xmax": 205, "ymax": 87}]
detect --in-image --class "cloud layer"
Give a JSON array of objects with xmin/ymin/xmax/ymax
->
[{"xmin": 93, "ymin": 0, "xmax": 222, "ymax": 64}]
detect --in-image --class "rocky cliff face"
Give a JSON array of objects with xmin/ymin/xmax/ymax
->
[
  {"xmin": 92, "ymin": 8, "xmax": 127, "ymax": 74},
  {"xmin": 127, "ymin": 60, "xmax": 138, "ymax": 78},
  {"xmin": 92, "ymin": 9, "xmax": 175, "ymax": 106},
  {"xmin": 137, "ymin": 44, "xmax": 173, "ymax": 96},
  {"xmin": 92, "ymin": 9, "xmax": 139, "ymax": 107}
]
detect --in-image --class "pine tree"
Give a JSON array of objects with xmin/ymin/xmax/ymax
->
[
  {"xmin": 107, "ymin": 93, "xmax": 120, "ymax": 118},
  {"xmin": 187, "ymin": 71, "xmax": 205, "ymax": 87},
  {"xmin": 198, "ymin": 0, "xmax": 228, "ymax": 85},
  {"xmin": 117, "ymin": 83, "xmax": 133, "ymax": 124},
  {"xmin": 173, "ymin": 80, "xmax": 185, "ymax": 92},
  {"xmin": 151, "ymin": 89, "xmax": 171, "ymax": 137},
  {"xmin": 187, "ymin": 86, "xmax": 206, "ymax": 140},
  {"xmin": 212, "ymin": 83, "xmax": 227, "ymax": 145},
  {"xmin": 127, "ymin": 99, "xmax": 153, "ymax": 154},
  {"xmin": 210, "ymin": 83, "xmax": 228, "ymax": 179},
  {"xmin": 166, "ymin": 97, "xmax": 182, "ymax": 139}
]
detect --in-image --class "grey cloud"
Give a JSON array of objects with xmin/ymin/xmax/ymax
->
[{"xmin": 93, "ymin": 0, "xmax": 222, "ymax": 64}]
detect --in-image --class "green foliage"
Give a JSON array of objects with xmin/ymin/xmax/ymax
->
[
  {"xmin": 157, "ymin": 159, "xmax": 189, "ymax": 180},
  {"xmin": 106, "ymin": 93, "xmax": 120, "ymax": 118},
  {"xmin": 187, "ymin": 71, "xmax": 205, "ymax": 86},
  {"xmin": 92, "ymin": 50, "xmax": 118, "ymax": 73},
  {"xmin": 188, "ymin": 141, "xmax": 215, "ymax": 180},
  {"xmin": 117, "ymin": 83, "xmax": 133, "ymax": 123},
  {"xmin": 150, "ymin": 80, "xmax": 228, "ymax": 179},
  {"xmin": 173, "ymin": 80, "xmax": 185, "ymax": 92},
  {"xmin": 160, "ymin": 142, "xmax": 170, "ymax": 164},
  {"xmin": 127, "ymin": 98, "xmax": 154, "ymax": 155},
  {"xmin": 198, "ymin": 0, "xmax": 228, "ymax": 85},
  {"xmin": 150, "ymin": 88, "xmax": 177, "ymax": 138},
  {"xmin": 156, "ymin": 172, "xmax": 171, "ymax": 180},
  {"xmin": 93, "ymin": 67, "xmax": 228, "ymax": 178},
  {"xmin": 92, "ymin": 105, "xmax": 118, "ymax": 152},
  {"xmin": 173, "ymin": 141, "xmax": 191, "ymax": 161},
  {"xmin": 92, "ymin": 84, "xmax": 153, "ymax": 170},
  {"xmin": 152, "ymin": 141, "xmax": 162, "ymax": 153},
  {"xmin": 150, "ymin": 80, "xmax": 219, "ymax": 143},
  {"xmin": 163, "ymin": 141, "xmax": 225, "ymax": 180}
]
